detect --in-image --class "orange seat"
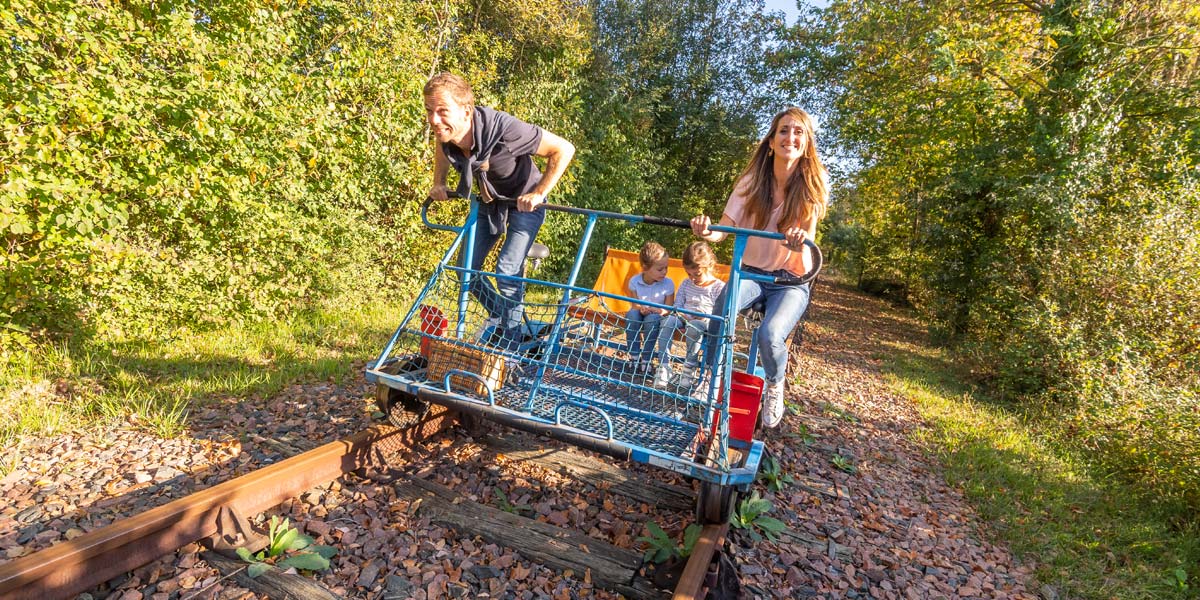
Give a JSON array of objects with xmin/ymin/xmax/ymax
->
[{"xmin": 570, "ymin": 248, "xmax": 731, "ymax": 319}]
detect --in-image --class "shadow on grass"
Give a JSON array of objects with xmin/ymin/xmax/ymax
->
[{"xmin": 883, "ymin": 344, "xmax": 1200, "ymax": 600}]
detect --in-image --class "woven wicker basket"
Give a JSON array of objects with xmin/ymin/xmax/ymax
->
[{"xmin": 425, "ymin": 338, "xmax": 507, "ymax": 397}]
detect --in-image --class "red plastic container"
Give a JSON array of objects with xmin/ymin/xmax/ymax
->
[
  {"xmin": 716, "ymin": 370, "xmax": 764, "ymax": 442},
  {"xmin": 418, "ymin": 305, "xmax": 448, "ymax": 357}
]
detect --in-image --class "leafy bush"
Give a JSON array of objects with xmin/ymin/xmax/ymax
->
[{"xmin": 0, "ymin": 0, "xmax": 597, "ymax": 344}]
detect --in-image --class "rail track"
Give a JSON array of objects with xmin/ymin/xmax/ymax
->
[{"xmin": 0, "ymin": 406, "xmax": 745, "ymax": 600}]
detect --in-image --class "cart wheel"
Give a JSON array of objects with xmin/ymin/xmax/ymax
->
[
  {"xmin": 376, "ymin": 384, "xmax": 428, "ymax": 429},
  {"xmin": 375, "ymin": 355, "xmax": 429, "ymax": 429},
  {"xmin": 696, "ymin": 481, "xmax": 738, "ymax": 525},
  {"xmin": 456, "ymin": 412, "xmax": 489, "ymax": 438}
]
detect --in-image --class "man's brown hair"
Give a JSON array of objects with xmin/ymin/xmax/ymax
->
[{"xmin": 423, "ymin": 72, "xmax": 474, "ymax": 107}]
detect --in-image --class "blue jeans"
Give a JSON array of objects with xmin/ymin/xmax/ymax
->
[
  {"xmin": 656, "ymin": 315, "xmax": 706, "ymax": 367},
  {"xmin": 705, "ymin": 267, "xmax": 812, "ymax": 385},
  {"xmin": 625, "ymin": 310, "xmax": 662, "ymax": 362},
  {"xmin": 463, "ymin": 202, "xmax": 546, "ymax": 345}
]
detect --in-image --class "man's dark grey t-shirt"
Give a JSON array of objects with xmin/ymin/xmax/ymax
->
[{"xmin": 442, "ymin": 106, "xmax": 543, "ymax": 201}]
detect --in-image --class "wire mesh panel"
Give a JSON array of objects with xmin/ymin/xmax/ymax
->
[
  {"xmin": 378, "ymin": 261, "xmax": 736, "ymax": 462},
  {"xmin": 363, "ymin": 201, "xmax": 822, "ymax": 486}
]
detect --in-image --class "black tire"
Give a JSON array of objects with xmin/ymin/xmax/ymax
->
[
  {"xmin": 374, "ymin": 355, "xmax": 429, "ymax": 429},
  {"xmin": 376, "ymin": 384, "xmax": 428, "ymax": 429},
  {"xmin": 696, "ymin": 480, "xmax": 738, "ymax": 525}
]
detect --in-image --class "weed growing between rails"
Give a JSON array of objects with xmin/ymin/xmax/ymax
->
[{"xmin": 883, "ymin": 340, "xmax": 1200, "ymax": 600}]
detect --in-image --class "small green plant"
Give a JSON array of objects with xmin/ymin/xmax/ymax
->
[
  {"xmin": 494, "ymin": 488, "xmax": 532, "ymax": 515},
  {"xmin": 637, "ymin": 522, "xmax": 677, "ymax": 563},
  {"xmin": 637, "ymin": 522, "xmax": 703, "ymax": 564},
  {"xmin": 757, "ymin": 455, "xmax": 795, "ymax": 492},
  {"xmin": 783, "ymin": 420, "xmax": 817, "ymax": 444},
  {"xmin": 730, "ymin": 492, "xmax": 787, "ymax": 542},
  {"xmin": 822, "ymin": 402, "xmax": 859, "ymax": 423},
  {"xmin": 677, "ymin": 523, "xmax": 702, "ymax": 558},
  {"xmin": 831, "ymin": 454, "xmax": 857, "ymax": 474},
  {"xmin": 236, "ymin": 516, "xmax": 337, "ymax": 578},
  {"xmin": 1172, "ymin": 567, "xmax": 1189, "ymax": 591}
]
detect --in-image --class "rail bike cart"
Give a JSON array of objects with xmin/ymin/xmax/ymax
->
[{"xmin": 365, "ymin": 196, "xmax": 821, "ymax": 524}]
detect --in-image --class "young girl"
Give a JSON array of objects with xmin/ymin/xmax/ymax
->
[
  {"xmin": 691, "ymin": 107, "xmax": 828, "ymax": 428},
  {"xmin": 653, "ymin": 242, "xmax": 725, "ymax": 387},
  {"xmin": 625, "ymin": 242, "xmax": 675, "ymax": 366}
]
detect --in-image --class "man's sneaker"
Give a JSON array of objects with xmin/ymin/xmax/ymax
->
[
  {"xmin": 653, "ymin": 364, "xmax": 672, "ymax": 388},
  {"xmin": 762, "ymin": 380, "xmax": 786, "ymax": 428},
  {"xmin": 476, "ymin": 316, "xmax": 502, "ymax": 343}
]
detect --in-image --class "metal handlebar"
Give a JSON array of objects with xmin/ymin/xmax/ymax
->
[{"xmin": 419, "ymin": 194, "xmax": 822, "ymax": 283}]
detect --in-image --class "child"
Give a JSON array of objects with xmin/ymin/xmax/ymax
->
[
  {"xmin": 625, "ymin": 242, "xmax": 675, "ymax": 367},
  {"xmin": 654, "ymin": 242, "xmax": 725, "ymax": 387}
]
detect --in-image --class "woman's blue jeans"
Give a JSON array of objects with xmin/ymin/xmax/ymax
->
[{"xmin": 705, "ymin": 267, "xmax": 812, "ymax": 385}]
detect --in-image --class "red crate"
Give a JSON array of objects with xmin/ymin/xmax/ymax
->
[{"xmin": 718, "ymin": 370, "xmax": 763, "ymax": 442}]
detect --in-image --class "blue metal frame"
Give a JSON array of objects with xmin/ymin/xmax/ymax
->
[{"xmin": 366, "ymin": 197, "xmax": 819, "ymax": 488}]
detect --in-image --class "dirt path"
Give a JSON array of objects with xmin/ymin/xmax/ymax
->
[{"xmin": 738, "ymin": 279, "xmax": 1040, "ymax": 599}]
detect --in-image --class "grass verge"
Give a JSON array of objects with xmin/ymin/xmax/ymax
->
[
  {"xmin": 881, "ymin": 340, "xmax": 1199, "ymax": 600},
  {"xmin": 1, "ymin": 294, "xmax": 411, "ymax": 473}
]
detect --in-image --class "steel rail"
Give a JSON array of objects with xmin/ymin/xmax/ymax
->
[
  {"xmin": 0, "ymin": 408, "xmax": 453, "ymax": 600},
  {"xmin": 672, "ymin": 523, "xmax": 729, "ymax": 600}
]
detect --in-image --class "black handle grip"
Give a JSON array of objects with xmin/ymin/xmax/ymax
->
[
  {"xmin": 772, "ymin": 239, "xmax": 822, "ymax": 286},
  {"xmin": 641, "ymin": 215, "xmax": 693, "ymax": 229}
]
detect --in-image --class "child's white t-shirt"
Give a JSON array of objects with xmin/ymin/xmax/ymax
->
[{"xmin": 627, "ymin": 273, "xmax": 676, "ymax": 307}]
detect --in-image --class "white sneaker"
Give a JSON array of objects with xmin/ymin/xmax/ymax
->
[
  {"xmin": 476, "ymin": 316, "xmax": 502, "ymax": 342},
  {"xmin": 762, "ymin": 380, "xmax": 786, "ymax": 428},
  {"xmin": 653, "ymin": 365, "xmax": 672, "ymax": 388}
]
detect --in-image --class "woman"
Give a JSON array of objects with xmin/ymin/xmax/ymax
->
[{"xmin": 691, "ymin": 107, "xmax": 829, "ymax": 428}]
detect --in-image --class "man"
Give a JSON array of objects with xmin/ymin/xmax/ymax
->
[{"xmin": 424, "ymin": 72, "xmax": 575, "ymax": 348}]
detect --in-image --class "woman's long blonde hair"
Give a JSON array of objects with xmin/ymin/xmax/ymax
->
[{"xmin": 738, "ymin": 107, "xmax": 829, "ymax": 230}]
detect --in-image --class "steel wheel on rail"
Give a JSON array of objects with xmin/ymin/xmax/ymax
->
[
  {"xmin": 375, "ymin": 355, "xmax": 430, "ymax": 429},
  {"xmin": 696, "ymin": 480, "xmax": 738, "ymax": 525}
]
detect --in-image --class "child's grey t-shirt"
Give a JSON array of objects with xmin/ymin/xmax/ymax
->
[
  {"xmin": 627, "ymin": 274, "xmax": 676, "ymax": 307},
  {"xmin": 674, "ymin": 279, "xmax": 726, "ymax": 317}
]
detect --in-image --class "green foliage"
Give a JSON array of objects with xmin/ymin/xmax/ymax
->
[
  {"xmin": 756, "ymin": 454, "xmax": 795, "ymax": 492},
  {"xmin": 236, "ymin": 516, "xmax": 337, "ymax": 578},
  {"xmin": 785, "ymin": 0, "xmax": 1200, "ymax": 515},
  {"xmin": 0, "ymin": 0, "xmax": 597, "ymax": 343},
  {"xmin": 783, "ymin": 420, "xmax": 817, "ymax": 445},
  {"xmin": 831, "ymin": 454, "xmax": 857, "ymax": 475},
  {"xmin": 637, "ymin": 521, "xmax": 702, "ymax": 563},
  {"xmin": 821, "ymin": 401, "xmax": 858, "ymax": 423},
  {"xmin": 885, "ymin": 340, "xmax": 1200, "ymax": 600},
  {"xmin": 570, "ymin": 0, "xmax": 783, "ymax": 280},
  {"xmin": 1174, "ymin": 567, "xmax": 1190, "ymax": 592},
  {"xmin": 0, "ymin": 296, "xmax": 409, "ymax": 446},
  {"xmin": 637, "ymin": 521, "xmax": 677, "ymax": 564},
  {"xmin": 730, "ymin": 491, "xmax": 786, "ymax": 542}
]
